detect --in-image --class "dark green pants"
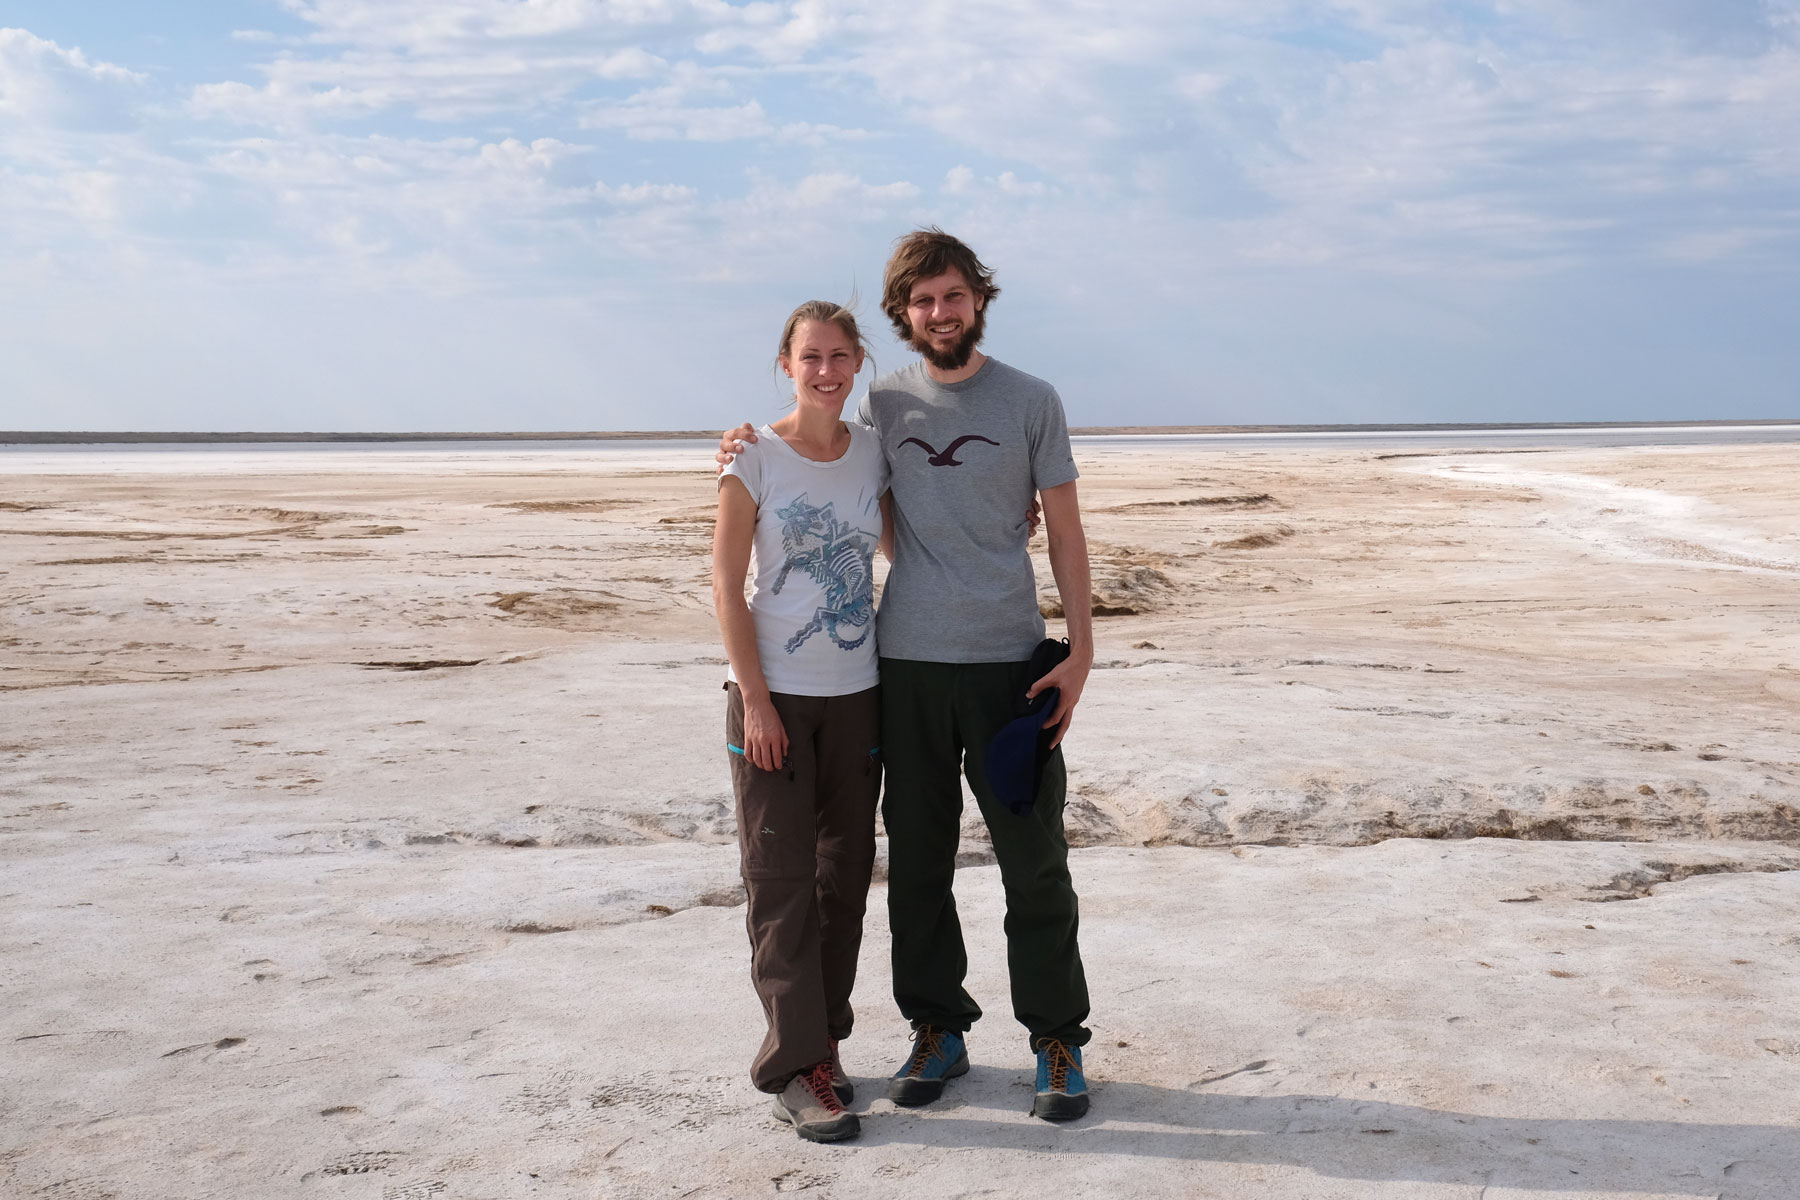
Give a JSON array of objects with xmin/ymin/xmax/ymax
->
[{"xmin": 880, "ymin": 657, "xmax": 1091, "ymax": 1049}]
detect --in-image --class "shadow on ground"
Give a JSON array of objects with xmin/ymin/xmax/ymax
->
[{"xmin": 852, "ymin": 1072, "xmax": 1792, "ymax": 1197}]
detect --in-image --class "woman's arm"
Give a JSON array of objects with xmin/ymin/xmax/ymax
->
[{"xmin": 711, "ymin": 477, "xmax": 789, "ymax": 772}]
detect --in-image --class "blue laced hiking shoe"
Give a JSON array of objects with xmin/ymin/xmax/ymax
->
[
  {"xmin": 887, "ymin": 1026, "xmax": 968, "ymax": 1106},
  {"xmin": 1031, "ymin": 1039, "xmax": 1089, "ymax": 1121}
]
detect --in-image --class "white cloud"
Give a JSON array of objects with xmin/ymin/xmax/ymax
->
[
  {"xmin": 941, "ymin": 165, "xmax": 1049, "ymax": 200},
  {"xmin": 583, "ymin": 95, "xmax": 774, "ymax": 140},
  {"xmin": 478, "ymin": 135, "xmax": 588, "ymax": 172},
  {"xmin": 60, "ymin": 170, "xmax": 125, "ymax": 224},
  {"xmin": 17, "ymin": 2, "xmax": 1800, "ymax": 284},
  {"xmin": 595, "ymin": 180, "xmax": 697, "ymax": 204},
  {"xmin": 191, "ymin": 78, "xmax": 374, "ymax": 125},
  {"xmin": 190, "ymin": 45, "xmax": 668, "ymax": 126},
  {"xmin": 0, "ymin": 27, "xmax": 144, "ymax": 131},
  {"xmin": 200, "ymin": 132, "xmax": 602, "ymax": 245},
  {"xmin": 6, "ymin": 1, "xmax": 1800, "ymax": 431},
  {"xmin": 1658, "ymin": 226, "xmax": 1778, "ymax": 262},
  {"xmin": 1225, "ymin": 29, "xmax": 1800, "ymax": 271},
  {"xmin": 572, "ymin": 56, "xmax": 872, "ymax": 145},
  {"xmin": 192, "ymin": 0, "xmax": 1796, "ymax": 263},
  {"xmin": 275, "ymin": 0, "xmax": 729, "ymax": 47}
]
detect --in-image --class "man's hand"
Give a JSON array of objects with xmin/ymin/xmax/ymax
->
[
  {"xmin": 714, "ymin": 423, "xmax": 758, "ymax": 473},
  {"xmin": 1027, "ymin": 652, "xmax": 1092, "ymax": 750}
]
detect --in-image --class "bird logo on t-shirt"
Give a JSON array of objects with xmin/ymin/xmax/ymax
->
[{"xmin": 898, "ymin": 434, "xmax": 999, "ymax": 466}]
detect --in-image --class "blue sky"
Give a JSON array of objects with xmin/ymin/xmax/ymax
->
[{"xmin": 2, "ymin": 0, "xmax": 1796, "ymax": 431}]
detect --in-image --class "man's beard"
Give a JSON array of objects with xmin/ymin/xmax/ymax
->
[{"xmin": 911, "ymin": 308, "xmax": 985, "ymax": 371}]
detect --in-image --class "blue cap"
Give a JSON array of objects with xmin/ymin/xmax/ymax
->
[{"xmin": 983, "ymin": 686, "xmax": 1059, "ymax": 817}]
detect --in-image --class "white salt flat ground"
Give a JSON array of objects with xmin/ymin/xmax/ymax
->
[
  {"xmin": 9, "ymin": 815, "xmax": 1800, "ymax": 1198},
  {"xmin": 5, "ymin": 650, "xmax": 1800, "ymax": 1199},
  {"xmin": 5, "ymin": 440, "xmax": 1800, "ymax": 1197}
]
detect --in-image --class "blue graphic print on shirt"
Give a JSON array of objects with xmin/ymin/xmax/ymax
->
[{"xmin": 770, "ymin": 493, "xmax": 877, "ymax": 654}]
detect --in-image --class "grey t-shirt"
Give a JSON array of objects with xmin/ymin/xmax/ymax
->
[{"xmin": 856, "ymin": 357, "xmax": 1078, "ymax": 663}]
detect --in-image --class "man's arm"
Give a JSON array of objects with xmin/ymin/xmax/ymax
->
[{"xmin": 1028, "ymin": 479, "xmax": 1093, "ymax": 749}]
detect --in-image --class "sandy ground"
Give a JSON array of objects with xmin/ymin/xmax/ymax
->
[{"xmin": 3, "ymin": 439, "xmax": 1800, "ymax": 1198}]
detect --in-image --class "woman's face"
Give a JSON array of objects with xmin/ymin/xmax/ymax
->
[{"xmin": 781, "ymin": 319, "xmax": 864, "ymax": 414}]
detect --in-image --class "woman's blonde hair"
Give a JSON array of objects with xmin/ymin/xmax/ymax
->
[{"xmin": 776, "ymin": 299, "xmax": 870, "ymax": 366}]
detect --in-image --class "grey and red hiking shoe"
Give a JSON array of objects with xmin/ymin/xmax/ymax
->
[
  {"xmin": 1031, "ymin": 1038, "xmax": 1089, "ymax": 1121},
  {"xmin": 773, "ymin": 1061, "xmax": 860, "ymax": 1143},
  {"xmin": 887, "ymin": 1026, "xmax": 968, "ymax": 1106}
]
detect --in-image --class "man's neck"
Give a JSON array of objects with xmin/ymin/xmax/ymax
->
[{"xmin": 923, "ymin": 349, "xmax": 988, "ymax": 386}]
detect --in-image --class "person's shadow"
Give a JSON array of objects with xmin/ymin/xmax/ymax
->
[{"xmin": 853, "ymin": 1067, "xmax": 1795, "ymax": 1197}]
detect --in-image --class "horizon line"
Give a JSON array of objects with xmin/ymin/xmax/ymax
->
[{"xmin": 5, "ymin": 419, "xmax": 1799, "ymax": 446}]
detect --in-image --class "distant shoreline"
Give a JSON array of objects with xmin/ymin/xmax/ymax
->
[{"xmin": 4, "ymin": 419, "xmax": 1797, "ymax": 445}]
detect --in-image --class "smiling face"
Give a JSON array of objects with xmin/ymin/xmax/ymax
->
[
  {"xmin": 780, "ymin": 318, "xmax": 865, "ymax": 415},
  {"xmin": 904, "ymin": 268, "xmax": 986, "ymax": 372}
]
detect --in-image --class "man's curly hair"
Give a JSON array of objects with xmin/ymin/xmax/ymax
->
[{"xmin": 880, "ymin": 228, "xmax": 1001, "ymax": 342}]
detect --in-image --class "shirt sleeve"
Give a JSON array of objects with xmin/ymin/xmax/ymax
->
[
  {"xmin": 720, "ymin": 439, "xmax": 764, "ymax": 507},
  {"xmin": 853, "ymin": 393, "xmax": 876, "ymax": 431},
  {"xmin": 1029, "ymin": 385, "xmax": 1079, "ymax": 491}
]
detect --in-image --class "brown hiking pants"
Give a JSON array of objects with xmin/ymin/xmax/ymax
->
[{"xmin": 725, "ymin": 682, "xmax": 881, "ymax": 1092}]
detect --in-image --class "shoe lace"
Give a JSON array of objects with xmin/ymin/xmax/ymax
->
[
  {"xmin": 1039, "ymin": 1039, "xmax": 1077, "ymax": 1091},
  {"xmin": 908, "ymin": 1026, "xmax": 947, "ymax": 1075},
  {"xmin": 802, "ymin": 1060, "xmax": 844, "ymax": 1113}
]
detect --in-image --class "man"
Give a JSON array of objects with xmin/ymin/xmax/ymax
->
[{"xmin": 719, "ymin": 228, "xmax": 1095, "ymax": 1121}]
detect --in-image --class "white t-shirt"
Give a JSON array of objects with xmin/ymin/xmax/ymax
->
[{"xmin": 720, "ymin": 422, "xmax": 889, "ymax": 697}]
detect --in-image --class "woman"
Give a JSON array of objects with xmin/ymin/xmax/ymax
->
[{"xmin": 711, "ymin": 300, "xmax": 887, "ymax": 1144}]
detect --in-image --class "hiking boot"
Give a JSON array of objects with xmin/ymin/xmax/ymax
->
[
  {"xmin": 829, "ymin": 1039, "xmax": 852, "ymax": 1106},
  {"xmin": 772, "ymin": 1061, "xmax": 860, "ymax": 1143},
  {"xmin": 887, "ymin": 1026, "xmax": 968, "ymax": 1106},
  {"xmin": 1031, "ymin": 1038, "xmax": 1089, "ymax": 1121}
]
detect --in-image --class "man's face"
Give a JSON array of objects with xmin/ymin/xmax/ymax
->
[{"xmin": 905, "ymin": 268, "xmax": 985, "ymax": 371}]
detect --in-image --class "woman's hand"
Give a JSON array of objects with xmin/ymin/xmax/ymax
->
[{"xmin": 742, "ymin": 695, "xmax": 789, "ymax": 772}]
